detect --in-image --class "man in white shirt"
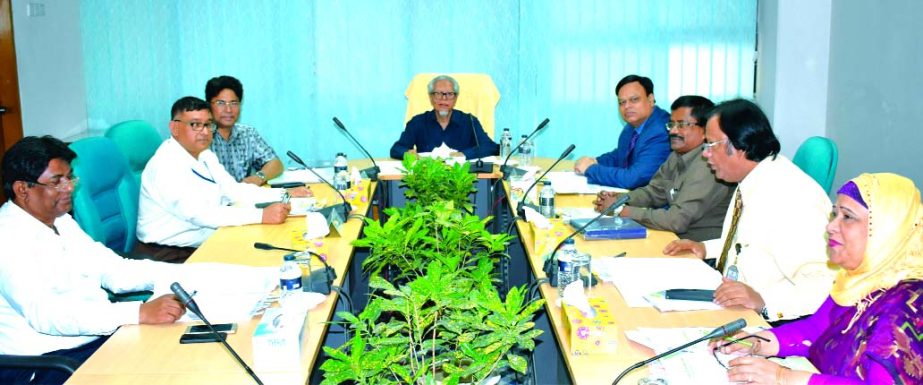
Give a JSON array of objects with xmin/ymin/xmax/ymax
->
[
  {"xmin": 0, "ymin": 136, "xmax": 186, "ymax": 385},
  {"xmin": 137, "ymin": 97, "xmax": 309, "ymax": 261},
  {"xmin": 664, "ymin": 99, "xmax": 836, "ymax": 323}
]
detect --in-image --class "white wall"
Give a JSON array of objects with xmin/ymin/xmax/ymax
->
[
  {"xmin": 826, "ymin": 0, "xmax": 923, "ymax": 189},
  {"xmin": 756, "ymin": 0, "xmax": 832, "ymax": 158},
  {"xmin": 11, "ymin": 0, "xmax": 87, "ymax": 139}
]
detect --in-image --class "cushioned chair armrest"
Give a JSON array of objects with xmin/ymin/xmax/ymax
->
[{"xmin": 0, "ymin": 354, "xmax": 81, "ymax": 374}]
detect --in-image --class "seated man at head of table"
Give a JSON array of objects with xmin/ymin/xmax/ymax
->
[
  {"xmin": 0, "ymin": 136, "xmax": 187, "ymax": 385},
  {"xmin": 663, "ymin": 99, "xmax": 836, "ymax": 323},
  {"xmin": 137, "ymin": 96, "xmax": 310, "ymax": 263},
  {"xmin": 389, "ymin": 74, "xmax": 499, "ymax": 160},
  {"xmin": 593, "ymin": 95, "xmax": 735, "ymax": 241},
  {"xmin": 206, "ymin": 75, "xmax": 284, "ymax": 186},
  {"xmin": 573, "ymin": 74, "xmax": 671, "ymax": 189}
]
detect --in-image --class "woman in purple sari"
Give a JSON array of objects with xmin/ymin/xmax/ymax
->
[{"xmin": 714, "ymin": 173, "xmax": 923, "ymax": 384}]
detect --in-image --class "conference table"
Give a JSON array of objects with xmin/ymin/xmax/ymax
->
[{"xmin": 65, "ymin": 157, "xmax": 769, "ymax": 385}]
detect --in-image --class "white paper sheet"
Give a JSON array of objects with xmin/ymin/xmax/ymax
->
[
  {"xmin": 545, "ymin": 171, "xmax": 627, "ymax": 194},
  {"xmin": 593, "ymin": 257, "xmax": 722, "ymax": 308},
  {"xmin": 153, "ymin": 264, "xmax": 279, "ymax": 324},
  {"xmin": 269, "ymin": 168, "xmax": 335, "ymax": 185},
  {"xmin": 375, "ymin": 160, "xmax": 405, "ymax": 176}
]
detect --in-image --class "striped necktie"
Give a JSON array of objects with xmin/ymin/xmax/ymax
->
[
  {"xmin": 624, "ymin": 129, "xmax": 640, "ymax": 166},
  {"xmin": 716, "ymin": 190, "xmax": 743, "ymax": 273}
]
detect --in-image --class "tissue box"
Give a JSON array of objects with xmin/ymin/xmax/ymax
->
[
  {"xmin": 529, "ymin": 218, "xmax": 571, "ymax": 258},
  {"xmin": 252, "ymin": 307, "xmax": 309, "ymax": 370},
  {"xmin": 562, "ymin": 297, "xmax": 618, "ymax": 355}
]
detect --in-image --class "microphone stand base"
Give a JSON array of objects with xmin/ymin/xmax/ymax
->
[{"xmin": 361, "ymin": 166, "xmax": 380, "ymax": 181}]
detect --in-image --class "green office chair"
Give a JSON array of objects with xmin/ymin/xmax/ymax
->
[
  {"xmin": 104, "ymin": 120, "xmax": 162, "ymax": 184},
  {"xmin": 69, "ymin": 137, "xmax": 140, "ymax": 255},
  {"xmin": 792, "ymin": 136, "xmax": 838, "ymax": 194}
]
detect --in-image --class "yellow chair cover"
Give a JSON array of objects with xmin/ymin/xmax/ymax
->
[{"xmin": 404, "ymin": 73, "xmax": 500, "ymax": 138}]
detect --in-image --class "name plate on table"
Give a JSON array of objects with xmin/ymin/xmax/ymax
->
[{"xmin": 567, "ymin": 217, "xmax": 647, "ymax": 240}]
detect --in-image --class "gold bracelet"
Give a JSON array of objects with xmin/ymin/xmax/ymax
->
[{"xmin": 775, "ymin": 365, "xmax": 788, "ymax": 385}]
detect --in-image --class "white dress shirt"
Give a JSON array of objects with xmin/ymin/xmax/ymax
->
[
  {"xmin": 138, "ymin": 138, "xmax": 284, "ymax": 247},
  {"xmin": 0, "ymin": 202, "xmax": 181, "ymax": 355},
  {"xmin": 703, "ymin": 155, "xmax": 836, "ymax": 321}
]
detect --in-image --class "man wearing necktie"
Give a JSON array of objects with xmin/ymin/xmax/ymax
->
[
  {"xmin": 663, "ymin": 99, "xmax": 835, "ymax": 324},
  {"xmin": 574, "ymin": 74, "xmax": 670, "ymax": 189}
]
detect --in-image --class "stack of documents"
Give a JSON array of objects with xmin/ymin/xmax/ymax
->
[
  {"xmin": 270, "ymin": 168, "xmax": 335, "ymax": 185},
  {"xmin": 545, "ymin": 171, "xmax": 626, "ymax": 194},
  {"xmin": 593, "ymin": 257, "xmax": 722, "ymax": 311}
]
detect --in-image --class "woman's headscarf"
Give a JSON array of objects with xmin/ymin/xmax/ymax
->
[{"xmin": 830, "ymin": 173, "xmax": 923, "ymax": 306}]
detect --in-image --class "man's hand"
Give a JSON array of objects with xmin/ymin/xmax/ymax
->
[
  {"xmin": 241, "ymin": 175, "xmax": 264, "ymax": 185},
  {"xmin": 262, "ymin": 202, "xmax": 290, "ymax": 224},
  {"xmin": 593, "ymin": 191, "xmax": 621, "ymax": 213},
  {"xmin": 663, "ymin": 239, "xmax": 706, "ymax": 259},
  {"xmin": 139, "ymin": 294, "xmax": 186, "ymax": 324},
  {"xmin": 714, "ymin": 277, "xmax": 766, "ymax": 311},
  {"xmin": 574, "ymin": 156, "xmax": 597, "ymax": 175},
  {"xmin": 287, "ymin": 186, "xmax": 312, "ymax": 198}
]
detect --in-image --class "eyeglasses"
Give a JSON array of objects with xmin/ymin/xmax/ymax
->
[
  {"xmin": 172, "ymin": 119, "xmax": 217, "ymax": 132},
  {"xmin": 711, "ymin": 334, "xmax": 772, "ymax": 369},
  {"xmin": 430, "ymin": 91, "xmax": 457, "ymax": 100},
  {"xmin": 29, "ymin": 176, "xmax": 80, "ymax": 191},
  {"xmin": 665, "ymin": 121, "xmax": 698, "ymax": 131},
  {"xmin": 702, "ymin": 138, "xmax": 728, "ymax": 151},
  {"xmin": 211, "ymin": 100, "xmax": 241, "ymax": 109}
]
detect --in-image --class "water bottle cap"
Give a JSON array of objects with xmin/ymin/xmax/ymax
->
[
  {"xmin": 543, "ymin": 180, "xmax": 552, "ymax": 186},
  {"xmin": 283, "ymin": 254, "xmax": 296, "ymax": 261},
  {"xmin": 563, "ymin": 238, "xmax": 575, "ymax": 245},
  {"xmin": 521, "ymin": 134, "xmax": 528, "ymax": 138},
  {"xmin": 503, "ymin": 128, "xmax": 510, "ymax": 132}
]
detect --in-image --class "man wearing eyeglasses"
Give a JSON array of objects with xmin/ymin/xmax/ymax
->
[
  {"xmin": 0, "ymin": 136, "xmax": 188, "ymax": 384},
  {"xmin": 137, "ymin": 97, "xmax": 310, "ymax": 262},
  {"xmin": 206, "ymin": 75, "xmax": 283, "ymax": 185},
  {"xmin": 574, "ymin": 74, "xmax": 671, "ymax": 189},
  {"xmin": 663, "ymin": 99, "xmax": 834, "ymax": 324},
  {"xmin": 389, "ymin": 75, "xmax": 499, "ymax": 159},
  {"xmin": 592, "ymin": 95, "xmax": 734, "ymax": 241}
]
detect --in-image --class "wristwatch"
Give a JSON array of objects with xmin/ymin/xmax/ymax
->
[
  {"xmin": 759, "ymin": 306, "xmax": 769, "ymax": 319},
  {"xmin": 255, "ymin": 171, "xmax": 267, "ymax": 182}
]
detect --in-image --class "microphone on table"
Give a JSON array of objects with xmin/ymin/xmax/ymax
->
[
  {"xmin": 499, "ymin": 118, "xmax": 549, "ymax": 179},
  {"xmin": 286, "ymin": 150, "xmax": 351, "ymax": 220},
  {"xmin": 170, "ymin": 282, "xmax": 264, "ymax": 385},
  {"xmin": 467, "ymin": 114, "xmax": 493, "ymax": 174},
  {"xmin": 541, "ymin": 194, "xmax": 630, "ymax": 286},
  {"xmin": 333, "ymin": 117, "xmax": 380, "ymax": 181},
  {"xmin": 515, "ymin": 144, "xmax": 575, "ymax": 221},
  {"xmin": 611, "ymin": 318, "xmax": 747, "ymax": 384},
  {"xmin": 253, "ymin": 243, "xmax": 336, "ymax": 294}
]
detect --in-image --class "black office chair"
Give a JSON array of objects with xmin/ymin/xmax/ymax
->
[{"xmin": 0, "ymin": 354, "xmax": 80, "ymax": 374}]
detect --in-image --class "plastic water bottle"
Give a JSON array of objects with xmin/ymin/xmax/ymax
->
[
  {"xmin": 557, "ymin": 239, "xmax": 578, "ymax": 297},
  {"xmin": 572, "ymin": 251, "xmax": 592, "ymax": 292},
  {"xmin": 280, "ymin": 254, "xmax": 303, "ymax": 300},
  {"xmin": 333, "ymin": 153, "xmax": 349, "ymax": 190},
  {"xmin": 539, "ymin": 181, "xmax": 555, "ymax": 218},
  {"xmin": 499, "ymin": 128, "xmax": 513, "ymax": 159},
  {"xmin": 519, "ymin": 134, "xmax": 532, "ymax": 167}
]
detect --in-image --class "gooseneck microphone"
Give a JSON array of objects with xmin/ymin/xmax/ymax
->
[
  {"xmin": 541, "ymin": 194, "xmax": 630, "ymax": 285},
  {"xmin": 468, "ymin": 114, "xmax": 493, "ymax": 173},
  {"xmin": 286, "ymin": 150, "xmax": 351, "ymax": 219},
  {"xmin": 170, "ymin": 282, "xmax": 264, "ymax": 385},
  {"xmin": 332, "ymin": 117, "xmax": 380, "ymax": 181},
  {"xmin": 253, "ymin": 242, "xmax": 299, "ymax": 252},
  {"xmin": 252, "ymin": 243, "xmax": 336, "ymax": 295},
  {"xmin": 499, "ymin": 118, "xmax": 549, "ymax": 179},
  {"xmin": 515, "ymin": 144, "xmax": 575, "ymax": 221},
  {"xmin": 611, "ymin": 318, "xmax": 747, "ymax": 384}
]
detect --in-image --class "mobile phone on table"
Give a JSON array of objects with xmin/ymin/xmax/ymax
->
[
  {"xmin": 179, "ymin": 332, "xmax": 227, "ymax": 344},
  {"xmin": 185, "ymin": 323, "xmax": 237, "ymax": 334}
]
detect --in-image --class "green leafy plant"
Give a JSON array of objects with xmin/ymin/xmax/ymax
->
[
  {"xmin": 354, "ymin": 201, "xmax": 511, "ymax": 281},
  {"xmin": 401, "ymin": 153, "xmax": 477, "ymax": 212},
  {"xmin": 320, "ymin": 260, "xmax": 544, "ymax": 385}
]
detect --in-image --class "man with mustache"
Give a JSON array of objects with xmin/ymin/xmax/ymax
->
[
  {"xmin": 663, "ymin": 99, "xmax": 835, "ymax": 323},
  {"xmin": 390, "ymin": 75, "xmax": 498, "ymax": 160},
  {"xmin": 593, "ymin": 96, "xmax": 734, "ymax": 241},
  {"xmin": 137, "ymin": 97, "xmax": 309, "ymax": 263},
  {"xmin": 574, "ymin": 74, "xmax": 671, "ymax": 188}
]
